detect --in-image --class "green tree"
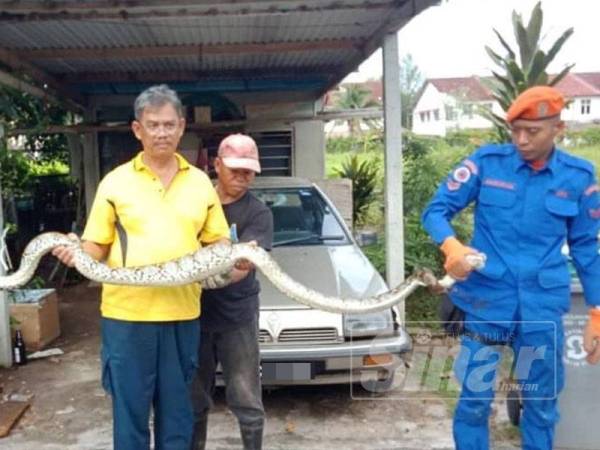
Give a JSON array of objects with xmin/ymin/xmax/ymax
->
[
  {"xmin": 400, "ymin": 54, "xmax": 423, "ymax": 129},
  {"xmin": 334, "ymin": 84, "xmax": 380, "ymax": 136},
  {"xmin": 0, "ymin": 138, "xmax": 32, "ymax": 197},
  {"xmin": 482, "ymin": 1, "xmax": 573, "ymax": 141},
  {"xmin": 0, "ymin": 85, "xmax": 73, "ymax": 163}
]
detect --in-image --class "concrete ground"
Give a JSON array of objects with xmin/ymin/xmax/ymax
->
[{"xmin": 0, "ymin": 283, "xmax": 520, "ymax": 450}]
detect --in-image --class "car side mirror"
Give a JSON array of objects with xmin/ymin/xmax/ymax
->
[{"xmin": 355, "ymin": 230, "xmax": 378, "ymax": 247}]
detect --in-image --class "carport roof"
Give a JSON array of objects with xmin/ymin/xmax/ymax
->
[{"xmin": 0, "ymin": 0, "xmax": 437, "ymax": 110}]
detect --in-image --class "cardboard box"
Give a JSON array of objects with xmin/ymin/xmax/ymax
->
[{"xmin": 9, "ymin": 289, "xmax": 61, "ymax": 351}]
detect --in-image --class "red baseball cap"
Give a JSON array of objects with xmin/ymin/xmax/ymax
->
[{"xmin": 218, "ymin": 134, "xmax": 261, "ymax": 173}]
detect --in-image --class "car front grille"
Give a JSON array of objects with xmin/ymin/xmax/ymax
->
[
  {"xmin": 277, "ymin": 327, "xmax": 339, "ymax": 343},
  {"xmin": 259, "ymin": 329, "xmax": 273, "ymax": 343}
]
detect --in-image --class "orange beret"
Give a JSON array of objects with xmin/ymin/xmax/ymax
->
[{"xmin": 506, "ymin": 86, "xmax": 565, "ymax": 123}]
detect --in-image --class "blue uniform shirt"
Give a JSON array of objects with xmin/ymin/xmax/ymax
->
[{"xmin": 422, "ymin": 144, "xmax": 600, "ymax": 327}]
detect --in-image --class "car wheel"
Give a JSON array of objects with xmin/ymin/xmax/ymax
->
[
  {"xmin": 360, "ymin": 370, "xmax": 395, "ymax": 394},
  {"xmin": 506, "ymin": 389, "xmax": 522, "ymax": 426}
]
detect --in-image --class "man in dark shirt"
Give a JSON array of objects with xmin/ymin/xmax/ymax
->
[{"xmin": 191, "ymin": 134, "xmax": 273, "ymax": 450}]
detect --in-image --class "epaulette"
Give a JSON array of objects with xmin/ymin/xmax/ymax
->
[
  {"xmin": 558, "ymin": 149, "xmax": 596, "ymax": 175},
  {"xmin": 474, "ymin": 143, "xmax": 513, "ymax": 158}
]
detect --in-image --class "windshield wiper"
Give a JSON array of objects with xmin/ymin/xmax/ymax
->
[{"xmin": 273, "ymin": 234, "xmax": 346, "ymax": 247}]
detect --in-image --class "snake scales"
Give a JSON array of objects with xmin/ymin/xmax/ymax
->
[{"xmin": 0, "ymin": 232, "xmax": 474, "ymax": 314}]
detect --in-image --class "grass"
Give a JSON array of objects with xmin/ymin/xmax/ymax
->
[
  {"xmin": 563, "ymin": 145, "xmax": 600, "ymax": 175},
  {"xmin": 326, "ymin": 142, "xmax": 600, "ymax": 177}
]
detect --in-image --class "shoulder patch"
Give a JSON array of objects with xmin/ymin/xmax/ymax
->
[
  {"xmin": 446, "ymin": 180, "xmax": 461, "ymax": 191},
  {"xmin": 462, "ymin": 159, "xmax": 479, "ymax": 175},
  {"xmin": 453, "ymin": 166, "xmax": 472, "ymax": 183},
  {"xmin": 558, "ymin": 150, "xmax": 595, "ymax": 175}
]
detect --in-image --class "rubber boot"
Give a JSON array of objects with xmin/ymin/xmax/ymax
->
[
  {"xmin": 240, "ymin": 425, "xmax": 263, "ymax": 450},
  {"xmin": 190, "ymin": 415, "xmax": 208, "ymax": 450}
]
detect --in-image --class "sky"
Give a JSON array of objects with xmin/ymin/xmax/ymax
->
[{"xmin": 344, "ymin": 0, "xmax": 599, "ymax": 82}]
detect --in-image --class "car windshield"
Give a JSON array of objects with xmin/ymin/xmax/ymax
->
[{"xmin": 252, "ymin": 187, "xmax": 349, "ymax": 247}]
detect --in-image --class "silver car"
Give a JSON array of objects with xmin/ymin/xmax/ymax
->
[{"xmin": 248, "ymin": 177, "xmax": 411, "ymax": 388}]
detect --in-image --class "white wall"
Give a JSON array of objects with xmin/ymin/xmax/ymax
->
[
  {"xmin": 412, "ymin": 83, "xmax": 446, "ymax": 136},
  {"xmin": 293, "ymin": 120, "xmax": 325, "ymax": 179},
  {"xmin": 443, "ymin": 97, "xmax": 503, "ymax": 133},
  {"xmin": 412, "ymin": 84, "xmax": 503, "ymax": 136},
  {"xmin": 561, "ymin": 96, "xmax": 600, "ymax": 124}
]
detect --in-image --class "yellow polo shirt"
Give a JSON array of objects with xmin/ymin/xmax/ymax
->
[{"xmin": 82, "ymin": 152, "xmax": 230, "ymax": 321}]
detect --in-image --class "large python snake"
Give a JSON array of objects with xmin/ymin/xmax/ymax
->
[{"xmin": 0, "ymin": 232, "xmax": 483, "ymax": 314}]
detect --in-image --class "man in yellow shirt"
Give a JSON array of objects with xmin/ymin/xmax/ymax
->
[{"xmin": 53, "ymin": 84, "xmax": 230, "ymax": 450}]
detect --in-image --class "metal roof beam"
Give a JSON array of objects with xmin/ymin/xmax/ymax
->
[
  {"xmin": 7, "ymin": 107, "xmax": 382, "ymax": 135},
  {"xmin": 0, "ymin": 68, "xmax": 48, "ymax": 98},
  {"xmin": 60, "ymin": 67, "xmax": 340, "ymax": 84},
  {"xmin": 19, "ymin": 40, "xmax": 359, "ymax": 60},
  {"xmin": 0, "ymin": 47, "xmax": 86, "ymax": 111}
]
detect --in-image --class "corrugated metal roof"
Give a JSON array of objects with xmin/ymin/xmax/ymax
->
[
  {"xmin": 0, "ymin": 0, "xmax": 439, "ymax": 104},
  {"xmin": 1, "ymin": 11, "xmax": 382, "ymax": 49},
  {"xmin": 37, "ymin": 48, "xmax": 357, "ymax": 74},
  {"xmin": 555, "ymin": 73, "xmax": 600, "ymax": 97},
  {"xmin": 429, "ymin": 76, "xmax": 494, "ymax": 102}
]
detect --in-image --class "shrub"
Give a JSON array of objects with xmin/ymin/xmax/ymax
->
[
  {"xmin": 564, "ymin": 126, "xmax": 600, "ymax": 147},
  {"xmin": 333, "ymin": 153, "xmax": 380, "ymax": 227},
  {"xmin": 401, "ymin": 131, "xmax": 438, "ymax": 159},
  {"xmin": 0, "ymin": 145, "xmax": 32, "ymax": 196},
  {"xmin": 444, "ymin": 129, "xmax": 498, "ymax": 148}
]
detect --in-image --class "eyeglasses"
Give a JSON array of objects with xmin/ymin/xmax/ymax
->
[{"xmin": 138, "ymin": 121, "xmax": 180, "ymax": 135}]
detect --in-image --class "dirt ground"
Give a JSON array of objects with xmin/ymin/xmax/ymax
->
[{"xmin": 0, "ymin": 283, "xmax": 520, "ymax": 450}]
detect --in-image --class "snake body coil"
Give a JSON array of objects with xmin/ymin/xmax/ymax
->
[{"xmin": 0, "ymin": 232, "xmax": 437, "ymax": 314}]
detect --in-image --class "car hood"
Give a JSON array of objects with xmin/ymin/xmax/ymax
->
[{"xmin": 257, "ymin": 244, "xmax": 388, "ymax": 309}]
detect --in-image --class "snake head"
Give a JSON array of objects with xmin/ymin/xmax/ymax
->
[{"xmin": 415, "ymin": 269, "xmax": 448, "ymax": 295}]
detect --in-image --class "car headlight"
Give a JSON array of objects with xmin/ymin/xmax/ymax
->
[{"xmin": 343, "ymin": 310, "xmax": 394, "ymax": 338}]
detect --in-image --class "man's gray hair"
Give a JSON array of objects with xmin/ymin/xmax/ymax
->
[{"xmin": 134, "ymin": 84, "xmax": 184, "ymax": 120}]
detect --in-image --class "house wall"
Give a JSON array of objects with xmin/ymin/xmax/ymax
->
[
  {"xmin": 441, "ymin": 96, "xmax": 503, "ymax": 133},
  {"xmin": 293, "ymin": 120, "xmax": 325, "ymax": 179},
  {"xmin": 412, "ymin": 84, "xmax": 446, "ymax": 136},
  {"xmin": 244, "ymin": 98, "xmax": 326, "ymax": 179},
  {"xmin": 412, "ymin": 85, "xmax": 503, "ymax": 136},
  {"xmin": 562, "ymin": 96, "xmax": 600, "ymax": 124}
]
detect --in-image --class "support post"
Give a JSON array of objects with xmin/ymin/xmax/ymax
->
[
  {"xmin": 0, "ymin": 124, "xmax": 13, "ymax": 367},
  {"xmin": 82, "ymin": 109, "xmax": 100, "ymax": 217},
  {"xmin": 382, "ymin": 33, "xmax": 405, "ymax": 301}
]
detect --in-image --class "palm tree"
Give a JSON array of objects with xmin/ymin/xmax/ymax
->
[
  {"xmin": 481, "ymin": 1, "xmax": 574, "ymax": 141},
  {"xmin": 400, "ymin": 54, "xmax": 423, "ymax": 130},
  {"xmin": 334, "ymin": 84, "xmax": 380, "ymax": 136}
]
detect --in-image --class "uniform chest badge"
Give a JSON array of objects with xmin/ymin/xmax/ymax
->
[
  {"xmin": 554, "ymin": 190, "xmax": 569, "ymax": 199},
  {"xmin": 589, "ymin": 208, "xmax": 600, "ymax": 219}
]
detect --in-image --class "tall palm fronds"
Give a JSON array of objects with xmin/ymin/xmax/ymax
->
[{"xmin": 481, "ymin": 1, "xmax": 574, "ymax": 141}]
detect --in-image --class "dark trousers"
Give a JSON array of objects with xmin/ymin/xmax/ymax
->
[
  {"xmin": 101, "ymin": 317, "xmax": 200, "ymax": 450},
  {"xmin": 190, "ymin": 317, "xmax": 264, "ymax": 450}
]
